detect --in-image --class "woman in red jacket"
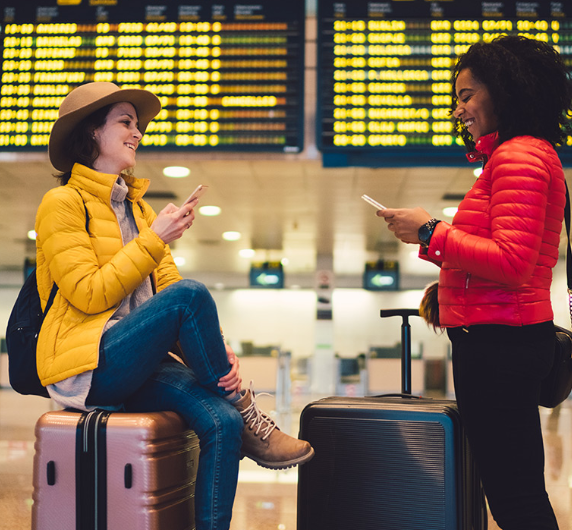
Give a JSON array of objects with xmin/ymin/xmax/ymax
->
[{"xmin": 379, "ymin": 36, "xmax": 572, "ymax": 529}]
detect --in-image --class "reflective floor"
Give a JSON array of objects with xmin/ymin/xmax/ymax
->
[{"xmin": 1, "ymin": 388, "xmax": 571, "ymax": 530}]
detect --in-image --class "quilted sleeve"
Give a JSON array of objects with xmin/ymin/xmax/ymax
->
[
  {"xmin": 36, "ymin": 188, "xmax": 167, "ymax": 314},
  {"xmin": 427, "ymin": 139, "xmax": 563, "ymax": 286}
]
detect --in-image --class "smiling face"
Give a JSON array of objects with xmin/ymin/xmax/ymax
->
[
  {"xmin": 453, "ymin": 68, "xmax": 499, "ymax": 142},
  {"xmin": 92, "ymin": 102, "xmax": 142, "ymax": 175}
]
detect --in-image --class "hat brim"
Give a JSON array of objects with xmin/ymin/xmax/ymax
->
[{"xmin": 49, "ymin": 87, "xmax": 161, "ymax": 172}]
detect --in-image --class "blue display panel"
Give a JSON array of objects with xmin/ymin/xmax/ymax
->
[
  {"xmin": 249, "ymin": 262, "xmax": 284, "ymax": 288},
  {"xmin": 0, "ymin": 0, "xmax": 305, "ymax": 152},
  {"xmin": 363, "ymin": 260, "xmax": 399, "ymax": 291},
  {"xmin": 317, "ymin": 0, "xmax": 572, "ymax": 166}
]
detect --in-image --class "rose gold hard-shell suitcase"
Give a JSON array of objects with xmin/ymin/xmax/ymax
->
[{"xmin": 32, "ymin": 410, "xmax": 199, "ymax": 530}]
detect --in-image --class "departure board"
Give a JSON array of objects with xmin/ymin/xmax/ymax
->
[
  {"xmin": 318, "ymin": 0, "xmax": 572, "ymax": 166},
  {"xmin": 0, "ymin": 0, "xmax": 304, "ymax": 153}
]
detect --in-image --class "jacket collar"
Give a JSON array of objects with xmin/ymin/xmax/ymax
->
[
  {"xmin": 68, "ymin": 163, "xmax": 150, "ymax": 203},
  {"xmin": 465, "ymin": 131, "xmax": 500, "ymax": 164}
]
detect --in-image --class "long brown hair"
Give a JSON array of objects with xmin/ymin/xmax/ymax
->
[
  {"xmin": 419, "ymin": 281, "xmax": 442, "ymax": 332},
  {"xmin": 54, "ymin": 103, "xmax": 114, "ymax": 185}
]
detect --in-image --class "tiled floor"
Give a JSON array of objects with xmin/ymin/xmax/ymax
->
[{"xmin": 1, "ymin": 388, "xmax": 571, "ymax": 530}]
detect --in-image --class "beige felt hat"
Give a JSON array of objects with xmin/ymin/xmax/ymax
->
[{"xmin": 48, "ymin": 82, "xmax": 161, "ymax": 172}]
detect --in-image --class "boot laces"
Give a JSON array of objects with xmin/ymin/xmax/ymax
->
[{"xmin": 241, "ymin": 383, "xmax": 277, "ymax": 441}]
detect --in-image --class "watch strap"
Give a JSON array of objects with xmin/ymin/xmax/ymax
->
[{"xmin": 419, "ymin": 218, "xmax": 441, "ymax": 247}]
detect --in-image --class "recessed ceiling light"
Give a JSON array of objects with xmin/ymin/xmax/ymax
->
[
  {"xmin": 442, "ymin": 206, "xmax": 458, "ymax": 218},
  {"xmin": 473, "ymin": 167, "xmax": 482, "ymax": 178},
  {"xmin": 174, "ymin": 256, "xmax": 186, "ymax": 266},
  {"xmin": 163, "ymin": 166, "xmax": 191, "ymax": 178},
  {"xmin": 239, "ymin": 248, "xmax": 255, "ymax": 258},
  {"xmin": 199, "ymin": 205, "xmax": 221, "ymax": 216},
  {"xmin": 222, "ymin": 231, "xmax": 241, "ymax": 241},
  {"xmin": 281, "ymin": 258, "xmax": 289, "ymax": 266},
  {"xmin": 27, "ymin": 230, "xmax": 37, "ymax": 241}
]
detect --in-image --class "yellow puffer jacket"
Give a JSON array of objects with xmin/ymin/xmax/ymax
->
[{"xmin": 35, "ymin": 163, "xmax": 182, "ymax": 386}]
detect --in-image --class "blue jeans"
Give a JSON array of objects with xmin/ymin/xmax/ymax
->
[{"xmin": 86, "ymin": 280, "xmax": 244, "ymax": 530}]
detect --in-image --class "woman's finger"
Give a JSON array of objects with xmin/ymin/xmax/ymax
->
[{"xmin": 179, "ymin": 199, "xmax": 198, "ymax": 218}]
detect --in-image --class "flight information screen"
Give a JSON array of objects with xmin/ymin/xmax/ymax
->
[
  {"xmin": 317, "ymin": 0, "xmax": 572, "ymax": 166},
  {"xmin": 0, "ymin": 0, "xmax": 305, "ymax": 152}
]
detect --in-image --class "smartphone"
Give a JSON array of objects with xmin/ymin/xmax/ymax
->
[
  {"xmin": 181, "ymin": 184, "xmax": 209, "ymax": 207},
  {"xmin": 361, "ymin": 194, "xmax": 387, "ymax": 210}
]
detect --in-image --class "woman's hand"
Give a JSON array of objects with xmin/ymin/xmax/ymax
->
[
  {"xmin": 150, "ymin": 198, "xmax": 198, "ymax": 244},
  {"xmin": 377, "ymin": 207, "xmax": 433, "ymax": 244},
  {"xmin": 218, "ymin": 344, "xmax": 242, "ymax": 393}
]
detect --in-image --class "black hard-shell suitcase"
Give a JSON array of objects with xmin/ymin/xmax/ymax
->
[{"xmin": 297, "ymin": 309, "xmax": 486, "ymax": 530}]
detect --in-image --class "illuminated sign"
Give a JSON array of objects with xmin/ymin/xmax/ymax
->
[
  {"xmin": 363, "ymin": 260, "xmax": 399, "ymax": 291},
  {"xmin": 317, "ymin": 0, "xmax": 572, "ymax": 166},
  {"xmin": 249, "ymin": 261, "xmax": 285, "ymax": 288},
  {"xmin": 0, "ymin": 0, "xmax": 304, "ymax": 152}
]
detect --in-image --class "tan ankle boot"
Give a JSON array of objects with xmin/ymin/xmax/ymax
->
[{"xmin": 232, "ymin": 382, "xmax": 315, "ymax": 470}]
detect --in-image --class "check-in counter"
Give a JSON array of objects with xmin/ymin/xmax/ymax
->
[
  {"xmin": 366, "ymin": 342, "xmax": 425, "ymax": 395},
  {"xmin": 237, "ymin": 350, "xmax": 292, "ymax": 412},
  {"xmin": 335, "ymin": 356, "xmax": 367, "ymax": 397},
  {"xmin": 0, "ymin": 353, "xmax": 9, "ymax": 389},
  {"xmin": 366, "ymin": 358, "xmax": 425, "ymax": 395},
  {"xmin": 239, "ymin": 356, "xmax": 279, "ymax": 392}
]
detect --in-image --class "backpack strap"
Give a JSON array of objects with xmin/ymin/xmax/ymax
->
[
  {"xmin": 42, "ymin": 189, "xmax": 89, "ymax": 315},
  {"xmin": 43, "ymin": 282, "xmax": 59, "ymax": 321}
]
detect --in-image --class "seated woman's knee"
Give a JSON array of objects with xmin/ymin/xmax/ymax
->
[
  {"xmin": 221, "ymin": 405, "xmax": 244, "ymax": 441},
  {"xmin": 177, "ymin": 278, "xmax": 209, "ymax": 295},
  {"xmin": 166, "ymin": 278, "xmax": 212, "ymax": 303}
]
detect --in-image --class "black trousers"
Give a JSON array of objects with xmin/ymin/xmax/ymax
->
[{"xmin": 448, "ymin": 322, "xmax": 559, "ymax": 530}]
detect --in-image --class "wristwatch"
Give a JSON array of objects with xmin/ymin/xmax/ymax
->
[{"xmin": 418, "ymin": 218, "xmax": 441, "ymax": 248}]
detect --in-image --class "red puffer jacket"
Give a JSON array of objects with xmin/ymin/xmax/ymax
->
[{"xmin": 421, "ymin": 132, "xmax": 566, "ymax": 327}]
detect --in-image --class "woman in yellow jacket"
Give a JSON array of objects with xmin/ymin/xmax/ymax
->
[{"xmin": 36, "ymin": 82, "xmax": 313, "ymax": 530}]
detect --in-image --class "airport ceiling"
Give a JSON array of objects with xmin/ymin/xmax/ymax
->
[{"xmin": 1, "ymin": 151, "xmax": 570, "ymax": 288}]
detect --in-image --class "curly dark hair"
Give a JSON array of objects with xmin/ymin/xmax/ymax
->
[
  {"xmin": 54, "ymin": 103, "xmax": 114, "ymax": 185},
  {"xmin": 451, "ymin": 35, "xmax": 572, "ymax": 150}
]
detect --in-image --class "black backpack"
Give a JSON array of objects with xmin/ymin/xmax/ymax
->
[
  {"xmin": 5, "ymin": 194, "xmax": 87, "ymax": 398},
  {"xmin": 6, "ymin": 272, "xmax": 58, "ymax": 397}
]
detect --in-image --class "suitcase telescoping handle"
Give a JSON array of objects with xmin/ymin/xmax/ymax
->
[{"xmin": 379, "ymin": 309, "xmax": 420, "ymax": 395}]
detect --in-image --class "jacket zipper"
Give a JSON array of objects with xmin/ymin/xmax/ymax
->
[
  {"xmin": 465, "ymin": 272, "xmax": 471, "ymax": 290},
  {"xmin": 94, "ymin": 199, "xmax": 153, "ymax": 358}
]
